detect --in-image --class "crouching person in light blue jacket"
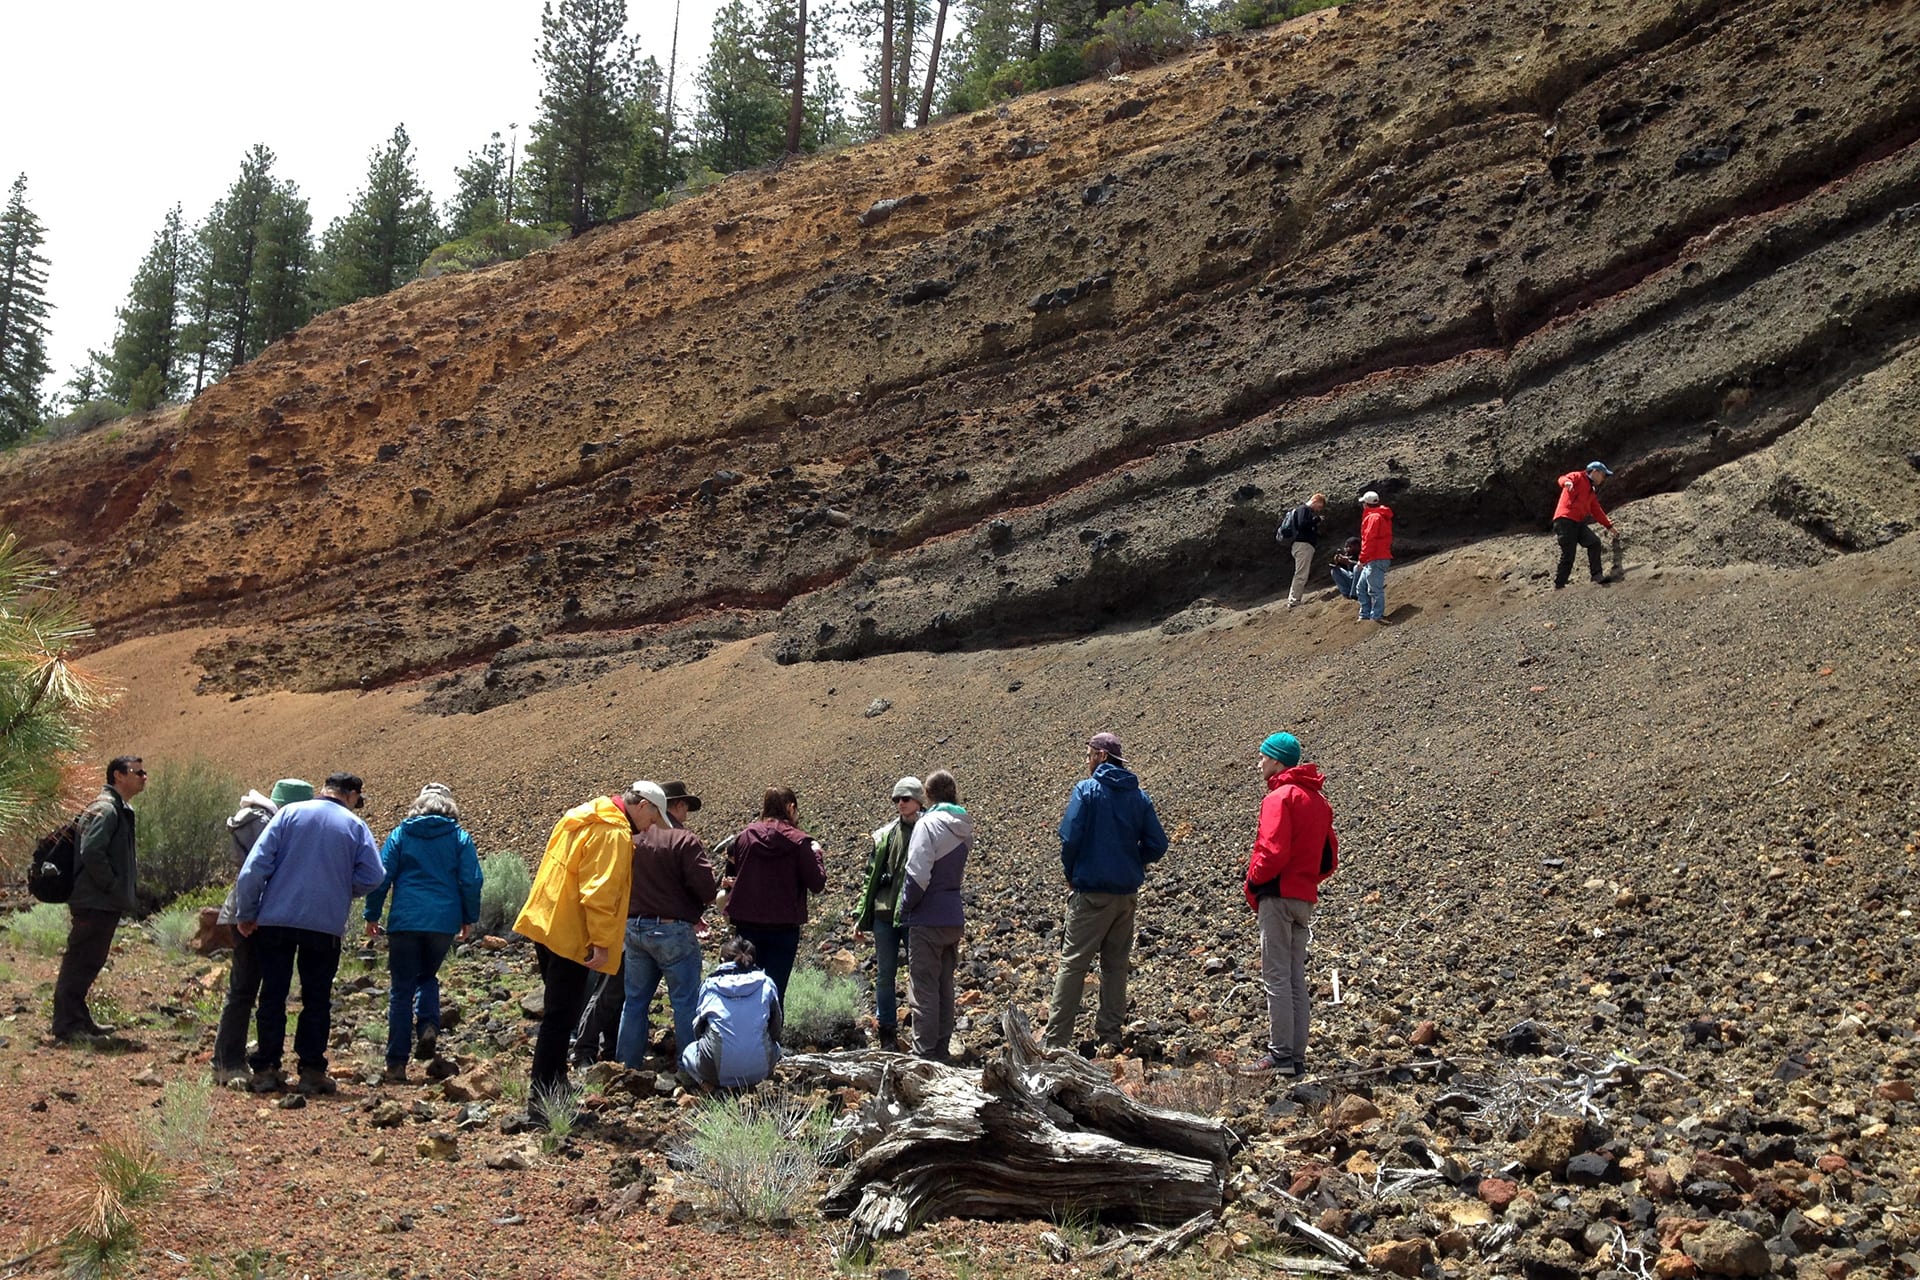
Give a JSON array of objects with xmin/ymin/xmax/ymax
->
[{"xmin": 679, "ymin": 936, "xmax": 784, "ymax": 1090}]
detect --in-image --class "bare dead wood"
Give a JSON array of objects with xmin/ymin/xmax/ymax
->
[
  {"xmin": 1278, "ymin": 1212, "xmax": 1368, "ymax": 1265},
  {"xmin": 782, "ymin": 1008, "xmax": 1240, "ymax": 1252}
]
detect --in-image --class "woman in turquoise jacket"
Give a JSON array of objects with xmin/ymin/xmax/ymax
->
[{"xmin": 364, "ymin": 783, "xmax": 483, "ymax": 1081}]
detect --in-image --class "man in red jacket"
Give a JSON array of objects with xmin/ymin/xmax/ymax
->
[
  {"xmin": 1240, "ymin": 732, "xmax": 1337, "ymax": 1076},
  {"xmin": 1553, "ymin": 461, "xmax": 1617, "ymax": 589},
  {"xmin": 1356, "ymin": 491, "xmax": 1393, "ymax": 623}
]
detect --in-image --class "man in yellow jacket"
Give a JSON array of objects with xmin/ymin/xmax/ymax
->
[{"xmin": 516, "ymin": 781, "xmax": 667, "ymax": 1107}]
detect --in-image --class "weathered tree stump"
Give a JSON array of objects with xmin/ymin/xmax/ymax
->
[{"xmin": 782, "ymin": 1008, "xmax": 1240, "ymax": 1250}]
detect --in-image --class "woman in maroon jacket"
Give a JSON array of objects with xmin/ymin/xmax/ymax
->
[
  {"xmin": 723, "ymin": 787, "xmax": 827, "ymax": 1001},
  {"xmin": 1241, "ymin": 732, "xmax": 1338, "ymax": 1076}
]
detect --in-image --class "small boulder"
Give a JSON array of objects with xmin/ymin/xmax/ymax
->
[
  {"xmin": 1517, "ymin": 1112, "xmax": 1591, "ymax": 1174},
  {"xmin": 1330, "ymin": 1094, "xmax": 1382, "ymax": 1128},
  {"xmin": 1478, "ymin": 1176, "xmax": 1521, "ymax": 1209},
  {"xmin": 416, "ymin": 1131, "xmax": 459, "ymax": 1161},
  {"xmin": 1366, "ymin": 1238, "xmax": 1429, "ymax": 1277},
  {"xmin": 1681, "ymin": 1221, "xmax": 1769, "ymax": 1276}
]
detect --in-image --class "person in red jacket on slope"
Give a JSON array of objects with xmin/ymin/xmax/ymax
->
[
  {"xmin": 1356, "ymin": 491, "xmax": 1393, "ymax": 624},
  {"xmin": 1239, "ymin": 732, "xmax": 1338, "ymax": 1077},
  {"xmin": 1553, "ymin": 461, "xmax": 1618, "ymax": 589}
]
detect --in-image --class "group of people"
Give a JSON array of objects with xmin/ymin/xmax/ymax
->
[
  {"xmin": 1276, "ymin": 460, "xmax": 1622, "ymax": 615},
  {"xmin": 51, "ymin": 723, "xmax": 1351, "ymax": 1093}
]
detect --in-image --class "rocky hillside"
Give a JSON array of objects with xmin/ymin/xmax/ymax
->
[{"xmin": 3, "ymin": 0, "xmax": 1916, "ymax": 707}]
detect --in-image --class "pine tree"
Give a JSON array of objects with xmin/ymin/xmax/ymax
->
[
  {"xmin": 617, "ymin": 58, "xmax": 684, "ymax": 212},
  {"xmin": 249, "ymin": 182, "xmax": 314, "ymax": 351},
  {"xmin": 694, "ymin": 0, "xmax": 791, "ymax": 172},
  {"xmin": 106, "ymin": 204, "xmax": 187, "ymax": 407},
  {"xmin": 316, "ymin": 125, "xmax": 441, "ymax": 310},
  {"xmin": 529, "ymin": 0, "xmax": 639, "ymax": 235},
  {"xmin": 448, "ymin": 132, "xmax": 512, "ymax": 237},
  {"xmin": 0, "ymin": 174, "xmax": 53, "ymax": 444},
  {"xmin": 178, "ymin": 224, "xmax": 221, "ymax": 395},
  {"xmin": 202, "ymin": 146, "xmax": 278, "ymax": 374}
]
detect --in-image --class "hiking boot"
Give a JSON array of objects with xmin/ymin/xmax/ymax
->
[
  {"xmin": 1238, "ymin": 1053, "xmax": 1300, "ymax": 1077},
  {"xmin": 211, "ymin": 1062, "xmax": 248, "ymax": 1086},
  {"xmin": 52, "ymin": 1030, "xmax": 104, "ymax": 1049},
  {"xmin": 380, "ymin": 1063, "xmax": 409, "ymax": 1086},
  {"xmin": 876, "ymin": 1027, "xmax": 899, "ymax": 1052},
  {"xmin": 413, "ymin": 1024, "xmax": 438, "ymax": 1062},
  {"xmin": 83, "ymin": 1020, "xmax": 116, "ymax": 1037},
  {"xmin": 1592, "ymin": 576, "xmax": 1611, "ymax": 586},
  {"xmin": 294, "ymin": 1067, "xmax": 338, "ymax": 1096},
  {"xmin": 249, "ymin": 1068, "xmax": 288, "ymax": 1094}
]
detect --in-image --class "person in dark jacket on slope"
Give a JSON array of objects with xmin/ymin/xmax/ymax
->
[
  {"xmin": 364, "ymin": 783, "xmax": 484, "ymax": 1082},
  {"xmin": 1044, "ymin": 733, "xmax": 1170, "ymax": 1053},
  {"xmin": 53, "ymin": 756, "xmax": 146, "ymax": 1045},
  {"xmin": 1280, "ymin": 493, "xmax": 1327, "ymax": 608},
  {"xmin": 1240, "ymin": 733, "xmax": 1338, "ymax": 1076}
]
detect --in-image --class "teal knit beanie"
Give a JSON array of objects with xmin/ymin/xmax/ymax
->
[{"xmin": 1259, "ymin": 733, "xmax": 1301, "ymax": 767}]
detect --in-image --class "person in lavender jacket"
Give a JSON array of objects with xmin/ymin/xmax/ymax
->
[
  {"xmin": 901, "ymin": 769, "xmax": 972, "ymax": 1063},
  {"xmin": 233, "ymin": 772, "xmax": 385, "ymax": 1095}
]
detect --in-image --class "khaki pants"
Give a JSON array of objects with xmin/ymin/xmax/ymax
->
[
  {"xmin": 1288, "ymin": 540, "xmax": 1315, "ymax": 603},
  {"xmin": 1045, "ymin": 891, "xmax": 1136, "ymax": 1048},
  {"xmin": 1258, "ymin": 896, "xmax": 1314, "ymax": 1068},
  {"xmin": 908, "ymin": 924, "xmax": 962, "ymax": 1061}
]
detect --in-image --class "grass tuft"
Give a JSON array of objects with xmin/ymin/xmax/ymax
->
[
  {"xmin": 533, "ymin": 1083, "xmax": 580, "ymax": 1153},
  {"xmin": 58, "ymin": 1133, "xmax": 170, "ymax": 1279},
  {"xmin": 140, "ymin": 1076, "xmax": 213, "ymax": 1163}
]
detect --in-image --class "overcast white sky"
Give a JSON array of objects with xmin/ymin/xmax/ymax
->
[{"xmin": 2, "ymin": 1, "xmax": 735, "ymax": 400}]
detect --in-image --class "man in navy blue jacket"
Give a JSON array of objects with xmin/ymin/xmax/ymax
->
[
  {"xmin": 234, "ymin": 772, "xmax": 385, "ymax": 1095},
  {"xmin": 1045, "ymin": 733, "xmax": 1169, "ymax": 1053}
]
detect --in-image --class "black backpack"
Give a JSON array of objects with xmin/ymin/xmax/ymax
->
[
  {"xmin": 1276, "ymin": 507, "xmax": 1300, "ymax": 543},
  {"xmin": 28, "ymin": 815, "xmax": 84, "ymax": 904}
]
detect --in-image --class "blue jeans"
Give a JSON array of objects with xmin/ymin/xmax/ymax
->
[
  {"xmin": 1357, "ymin": 559, "xmax": 1390, "ymax": 620},
  {"xmin": 386, "ymin": 931, "xmax": 454, "ymax": 1066},
  {"xmin": 1329, "ymin": 564, "xmax": 1359, "ymax": 600},
  {"xmin": 616, "ymin": 918, "xmax": 702, "ymax": 1068},
  {"xmin": 871, "ymin": 914, "xmax": 909, "ymax": 1032}
]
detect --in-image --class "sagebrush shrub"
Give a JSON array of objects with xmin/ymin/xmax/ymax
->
[
  {"xmin": 478, "ymin": 852, "xmax": 530, "ymax": 934},
  {"xmin": 136, "ymin": 759, "xmax": 239, "ymax": 909},
  {"xmin": 145, "ymin": 907, "xmax": 198, "ymax": 954},
  {"xmin": 5, "ymin": 902, "xmax": 68, "ymax": 955},
  {"xmin": 780, "ymin": 967, "xmax": 861, "ymax": 1048},
  {"xmin": 677, "ymin": 1088, "xmax": 828, "ymax": 1223}
]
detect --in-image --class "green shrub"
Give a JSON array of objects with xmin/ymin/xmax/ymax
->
[
  {"xmin": 5, "ymin": 902, "xmax": 68, "ymax": 955},
  {"xmin": 42, "ymin": 399, "xmax": 129, "ymax": 440},
  {"xmin": 677, "ymin": 1087, "xmax": 828, "ymax": 1223},
  {"xmin": 135, "ymin": 759, "xmax": 239, "ymax": 910},
  {"xmin": 145, "ymin": 907, "xmax": 198, "ymax": 954},
  {"xmin": 1205, "ymin": 0, "xmax": 1341, "ymax": 32},
  {"xmin": 166, "ymin": 883, "xmax": 228, "ymax": 914},
  {"xmin": 420, "ymin": 222, "xmax": 559, "ymax": 279},
  {"xmin": 950, "ymin": 45, "xmax": 1089, "ymax": 113},
  {"xmin": 1083, "ymin": 2, "xmax": 1196, "ymax": 71},
  {"xmin": 781, "ymin": 966, "xmax": 860, "ymax": 1048},
  {"xmin": 478, "ymin": 852, "xmax": 531, "ymax": 934}
]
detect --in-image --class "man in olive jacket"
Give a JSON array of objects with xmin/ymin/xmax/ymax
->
[{"xmin": 53, "ymin": 755, "xmax": 146, "ymax": 1043}]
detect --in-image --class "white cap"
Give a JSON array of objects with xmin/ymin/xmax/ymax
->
[
  {"xmin": 1360, "ymin": 491, "xmax": 1382, "ymax": 505},
  {"xmin": 626, "ymin": 780, "xmax": 669, "ymax": 815}
]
